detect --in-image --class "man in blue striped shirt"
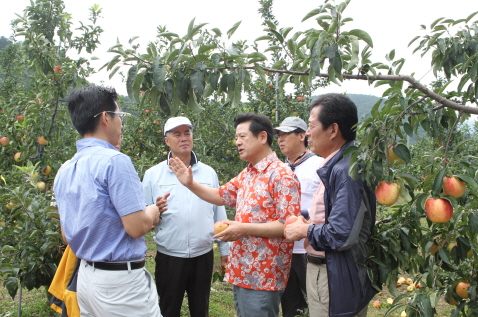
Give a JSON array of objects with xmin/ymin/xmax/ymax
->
[{"xmin": 54, "ymin": 85, "xmax": 162, "ymax": 317}]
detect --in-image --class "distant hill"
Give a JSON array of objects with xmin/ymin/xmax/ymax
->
[{"xmin": 346, "ymin": 94, "xmax": 385, "ymax": 120}]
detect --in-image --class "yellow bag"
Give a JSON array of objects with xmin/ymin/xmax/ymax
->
[{"xmin": 48, "ymin": 245, "xmax": 80, "ymax": 317}]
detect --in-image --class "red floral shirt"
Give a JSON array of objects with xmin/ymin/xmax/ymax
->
[{"xmin": 219, "ymin": 152, "xmax": 301, "ymax": 290}]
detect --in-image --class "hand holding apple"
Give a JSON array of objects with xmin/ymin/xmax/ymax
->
[
  {"xmin": 212, "ymin": 220, "xmax": 243, "ymax": 242},
  {"xmin": 284, "ymin": 215, "xmax": 309, "ymax": 241},
  {"xmin": 213, "ymin": 221, "xmax": 229, "ymax": 234}
]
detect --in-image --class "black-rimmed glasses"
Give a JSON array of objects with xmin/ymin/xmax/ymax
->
[{"xmin": 93, "ymin": 111, "xmax": 131, "ymax": 121}]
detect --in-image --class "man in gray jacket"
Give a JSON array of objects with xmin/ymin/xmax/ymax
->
[{"xmin": 143, "ymin": 116, "xmax": 229, "ymax": 317}]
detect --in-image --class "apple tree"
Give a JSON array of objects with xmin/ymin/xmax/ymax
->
[
  {"xmin": 0, "ymin": 0, "xmax": 103, "ymax": 300},
  {"xmin": 102, "ymin": 0, "xmax": 478, "ymax": 315}
]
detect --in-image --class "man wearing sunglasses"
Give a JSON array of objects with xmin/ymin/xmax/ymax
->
[{"xmin": 54, "ymin": 85, "xmax": 162, "ymax": 317}]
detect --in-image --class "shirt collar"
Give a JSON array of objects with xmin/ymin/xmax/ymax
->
[
  {"xmin": 76, "ymin": 138, "xmax": 117, "ymax": 151},
  {"xmin": 166, "ymin": 150, "xmax": 198, "ymax": 167},
  {"xmin": 248, "ymin": 151, "xmax": 278, "ymax": 172}
]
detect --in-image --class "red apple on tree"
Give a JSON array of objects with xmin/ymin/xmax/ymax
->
[
  {"xmin": 456, "ymin": 281, "xmax": 470, "ymax": 299},
  {"xmin": 14, "ymin": 152, "xmax": 22, "ymax": 162},
  {"xmin": 42, "ymin": 166, "xmax": 52, "ymax": 176},
  {"xmin": 38, "ymin": 136, "xmax": 49, "ymax": 145},
  {"xmin": 54, "ymin": 65, "xmax": 62, "ymax": 73},
  {"xmin": 425, "ymin": 198, "xmax": 453, "ymax": 223},
  {"xmin": 0, "ymin": 136, "xmax": 9, "ymax": 146},
  {"xmin": 443, "ymin": 176, "xmax": 466, "ymax": 198},
  {"xmin": 375, "ymin": 181, "xmax": 400, "ymax": 206},
  {"xmin": 37, "ymin": 181, "xmax": 46, "ymax": 191},
  {"xmin": 15, "ymin": 114, "xmax": 25, "ymax": 122},
  {"xmin": 213, "ymin": 221, "xmax": 229, "ymax": 234}
]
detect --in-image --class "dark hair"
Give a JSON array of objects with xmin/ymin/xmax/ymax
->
[
  {"xmin": 309, "ymin": 93, "xmax": 357, "ymax": 141},
  {"xmin": 65, "ymin": 85, "xmax": 118, "ymax": 136},
  {"xmin": 234, "ymin": 112, "xmax": 273, "ymax": 146},
  {"xmin": 285, "ymin": 128, "xmax": 308, "ymax": 147}
]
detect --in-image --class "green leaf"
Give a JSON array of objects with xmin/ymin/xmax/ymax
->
[
  {"xmin": 128, "ymin": 36, "xmax": 140, "ymax": 44},
  {"xmin": 270, "ymin": 29, "xmax": 284, "ymax": 43},
  {"xmin": 126, "ymin": 65, "xmax": 138, "ymax": 101},
  {"xmin": 247, "ymin": 52, "xmax": 267, "ymax": 61},
  {"xmin": 209, "ymin": 71, "xmax": 220, "ymax": 90},
  {"xmin": 326, "ymin": 45, "xmax": 342, "ymax": 74},
  {"xmin": 302, "ymin": 8, "xmax": 323, "ymax": 22},
  {"xmin": 5, "ymin": 277, "xmax": 18, "ymax": 299},
  {"xmin": 152, "ymin": 57, "xmax": 166, "ymax": 92},
  {"xmin": 255, "ymin": 35, "xmax": 273, "ymax": 42},
  {"xmin": 157, "ymin": 32, "xmax": 179, "ymax": 39},
  {"xmin": 347, "ymin": 36, "xmax": 359, "ymax": 71},
  {"xmin": 187, "ymin": 18, "xmax": 196, "ymax": 40},
  {"xmin": 455, "ymin": 174, "xmax": 478, "ymax": 191},
  {"xmin": 347, "ymin": 29, "xmax": 373, "ymax": 48},
  {"xmin": 469, "ymin": 213, "xmax": 478, "ymax": 236},
  {"xmin": 211, "ymin": 28, "xmax": 222, "ymax": 37},
  {"xmin": 465, "ymin": 11, "xmax": 478, "ymax": 23},
  {"xmin": 281, "ymin": 27, "xmax": 293, "ymax": 39},
  {"xmin": 393, "ymin": 144, "xmax": 410, "ymax": 164},
  {"xmin": 132, "ymin": 71, "xmax": 146, "ymax": 103},
  {"xmin": 432, "ymin": 169, "xmax": 447, "ymax": 197},
  {"xmin": 198, "ymin": 44, "xmax": 217, "ymax": 54},
  {"xmin": 191, "ymin": 23, "xmax": 209, "ymax": 38},
  {"xmin": 188, "ymin": 88, "xmax": 204, "ymax": 112},
  {"xmin": 227, "ymin": 21, "xmax": 242, "ymax": 39},
  {"xmin": 191, "ymin": 64, "xmax": 206, "ymax": 100},
  {"xmin": 177, "ymin": 76, "xmax": 191, "ymax": 104},
  {"xmin": 254, "ymin": 64, "xmax": 268, "ymax": 91},
  {"xmin": 430, "ymin": 17, "xmax": 445, "ymax": 29}
]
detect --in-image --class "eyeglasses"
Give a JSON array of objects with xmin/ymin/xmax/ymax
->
[{"xmin": 93, "ymin": 111, "xmax": 131, "ymax": 121}]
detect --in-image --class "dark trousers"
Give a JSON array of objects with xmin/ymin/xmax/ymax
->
[
  {"xmin": 281, "ymin": 253, "xmax": 308, "ymax": 317},
  {"xmin": 155, "ymin": 250, "xmax": 214, "ymax": 317}
]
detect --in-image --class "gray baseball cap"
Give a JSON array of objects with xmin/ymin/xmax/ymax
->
[{"xmin": 274, "ymin": 117, "xmax": 307, "ymax": 133}]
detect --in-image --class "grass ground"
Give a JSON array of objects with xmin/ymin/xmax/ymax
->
[{"xmin": 0, "ymin": 230, "xmax": 455, "ymax": 317}]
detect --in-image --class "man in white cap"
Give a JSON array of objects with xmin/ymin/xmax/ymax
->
[
  {"xmin": 142, "ymin": 116, "xmax": 229, "ymax": 317},
  {"xmin": 274, "ymin": 117, "xmax": 323, "ymax": 317}
]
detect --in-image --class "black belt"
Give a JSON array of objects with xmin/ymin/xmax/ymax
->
[
  {"xmin": 306, "ymin": 254, "xmax": 326, "ymax": 265},
  {"xmin": 86, "ymin": 260, "xmax": 145, "ymax": 271}
]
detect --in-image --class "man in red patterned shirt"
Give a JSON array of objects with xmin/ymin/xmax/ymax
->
[{"xmin": 169, "ymin": 112, "xmax": 301, "ymax": 317}]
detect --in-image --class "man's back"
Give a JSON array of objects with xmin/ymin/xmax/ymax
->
[{"xmin": 55, "ymin": 138, "xmax": 147, "ymax": 262}]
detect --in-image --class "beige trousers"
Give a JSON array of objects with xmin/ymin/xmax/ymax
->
[{"xmin": 306, "ymin": 262, "xmax": 368, "ymax": 317}]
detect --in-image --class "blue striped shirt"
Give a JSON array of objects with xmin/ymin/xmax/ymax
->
[{"xmin": 54, "ymin": 138, "xmax": 147, "ymax": 262}]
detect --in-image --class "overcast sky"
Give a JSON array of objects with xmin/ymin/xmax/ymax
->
[{"xmin": 1, "ymin": 0, "xmax": 477, "ymax": 99}]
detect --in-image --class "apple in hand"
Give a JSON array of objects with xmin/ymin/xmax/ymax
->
[
  {"xmin": 213, "ymin": 221, "xmax": 229, "ymax": 234},
  {"xmin": 443, "ymin": 176, "xmax": 466, "ymax": 198},
  {"xmin": 425, "ymin": 198, "xmax": 453, "ymax": 223},
  {"xmin": 284, "ymin": 215, "xmax": 298, "ymax": 227},
  {"xmin": 375, "ymin": 181, "xmax": 400, "ymax": 206}
]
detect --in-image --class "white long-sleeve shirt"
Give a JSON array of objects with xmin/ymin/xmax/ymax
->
[{"xmin": 142, "ymin": 154, "xmax": 229, "ymax": 257}]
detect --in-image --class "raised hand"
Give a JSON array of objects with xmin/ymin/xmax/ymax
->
[{"xmin": 169, "ymin": 157, "xmax": 193, "ymax": 187}]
